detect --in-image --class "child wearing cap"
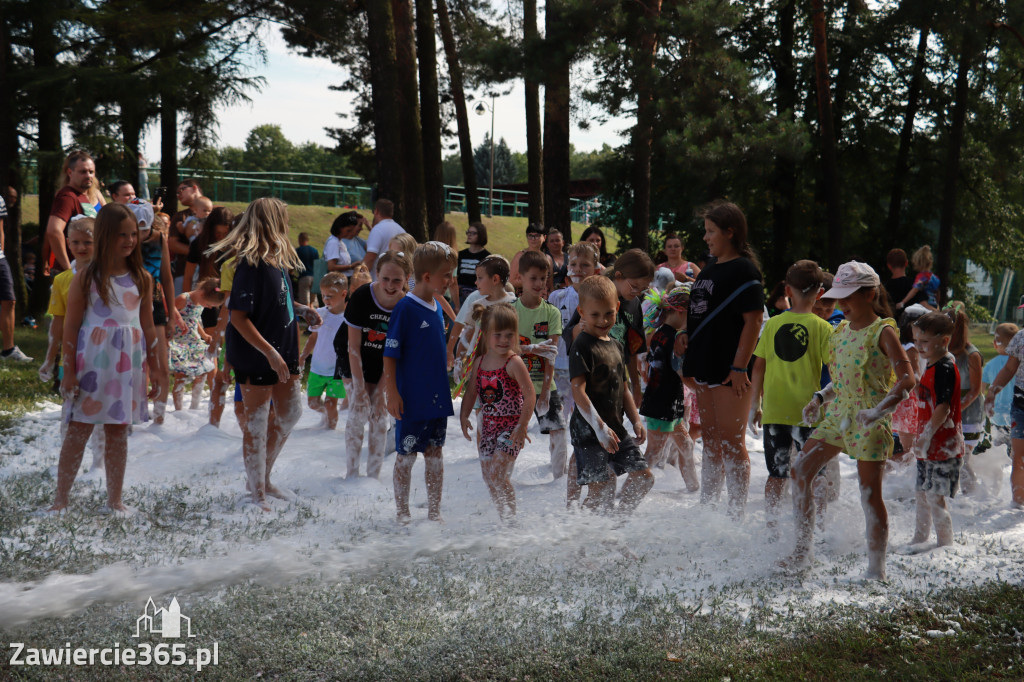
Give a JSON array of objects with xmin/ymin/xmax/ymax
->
[{"xmin": 785, "ymin": 261, "xmax": 916, "ymax": 580}]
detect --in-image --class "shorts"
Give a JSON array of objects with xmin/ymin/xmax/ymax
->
[
  {"xmin": 234, "ymin": 382, "xmax": 242, "ymax": 403},
  {"xmin": 916, "ymin": 458, "xmax": 962, "ymax": 498},
  {"xmin": 811, "ymin": 405, "xmax": 894, "ymax": 462},
  {"xmin": 396, "ymin": 417, "xmax": 448, "ymax": 455},
  {"xmin": 307, "ymin": 371, "xmax": 346, "ymax": 399},
  {"xmin": 1012, "ymin": 402, "xmax": 1024, "ymax": 440},
  {"xmin": 764, "ymin": 424, "xmax": 814, "ymax": 479},
  {"xmin": 0, "ymin": 258, "xmax": 14, "ymax": 301},
  {"xmin": 152, "ymin": 294, "xmax": 168, "ymax": 327},
  {"xmin": 962, "ymin": 422, "xmax": 983, "ymax": 449},
  {"xmin": 201, "ymin": 305, "xmax": 220, "ymax": 329},
  {"xmin": 233, "ymin": 366, "xmax": 300, "ymax": 387},
  {"xmin": 575, "ymin": 435, "xmax": 648, "ymax": 485},
  {"xmin": 646, "ymin": 417, "xmax": 682, "ymax": 433},
  {"xmin": 535, "ymin": 387, "xmax": 565, "ymax": 433}
]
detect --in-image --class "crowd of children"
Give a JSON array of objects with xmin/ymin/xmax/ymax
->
[{"xmin": 32, "ymin": 192, "xmax": 1024, "ymax": 582}]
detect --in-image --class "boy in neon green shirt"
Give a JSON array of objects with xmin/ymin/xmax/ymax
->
[{"xmin": 751, "ymin": 260, "xmax": 833, "ymax": 537}]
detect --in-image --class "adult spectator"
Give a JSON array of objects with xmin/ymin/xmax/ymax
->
[
  {"xmin": 0, "ymin": 189, "xmax": 31, "ymax": 362},
  {"xmin": 137, "ymin": 153, "xmax": 150, "ymax": 200},
  {"xmin": 545, "ymin": 227, "xmax": 567, "ymax": 290},
  {"xmin": 509, "ymin": 222, "xmax": 546, "ymax": 292},
  {"xmin": 679, "ymin": 201, "xmax": 764, "ymax": 520},
  {"xmin": 342, "ymin": 213, "xmax": 369, "ymax": 264},
  {"xmin": 44, "ymin": 150, "xmax": 97, "ymax": 274},
  {"xmin": 432, "ymin": 220, "xmax": 461, "ymax": 312},
  {"xmin": 108, "ymin": 180, "xmax": 136, "ymax": 204},
  {"xmin": 456, "ymin": 221, "xmax": 490, "ymax": 304},
  {"xmin": 169, "ymin": 179, "xmax": 202, "ymax": 294},
  {"xmin": 658, "ymin": 232, "xmax": 701, "ymax": 283},
  {"xmin": 580, "ymin": 225, "xmax": 616, "ymax": 268},
  {"xmin": 362, "ymin": 199, "xmax": 405, "ymax": 278},
  {"xmin": 884, "ymin": 248, "xmax": 922, "ymax": 311},
  {"xmin": 325, "ymin": 214, "xmax": 356, "ymax": 274},
  {"xmin": 295, "ymin": 232, "xmax": 319, "ymax": 306}
]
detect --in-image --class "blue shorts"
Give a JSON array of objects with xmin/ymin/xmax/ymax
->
[
  {"xmin": 395, "ymin": 417, "xmax": 447, "ymax": 455},
  {"xmin": 1011, "ymin": 403, "xmax": 1024, "ymax": 440}
]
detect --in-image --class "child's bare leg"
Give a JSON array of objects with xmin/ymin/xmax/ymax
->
[
  {"xmin": 240, "ymin": 384, "xmax": 273, "ymax": 510},
  {"xmin": 171, "ymin": 373, "xmax": 185, "ymax": 411},
  {"xmin": 672, "ymin": 428, "xmax": 699, "ymax": 491},
  {"xmin": 618, "ymin": 468, "xmax": 654, "ymax": 513},
  {"xmin": 858, "ymin": 460, "xmax": 888, "ymax": 580},
  {"xmin": 345, "ymin": 388, "xmax": 370, "ymax": 478},
  {"xmin": 190, "ymin": 374, "xmax": 206, "ymax": 409},
  {"xmin": 566, "ymin": 452, "xmax": 582, "ymax": 507},
  {"xmin": 50, "ymin": 421, "xmax": 95, "ymax": 510},
  {"xmin": 209, "ymin": 373, "xmax": 227, "ymax": 427},
  {"xmin": 499, "ymin": 452, "xmax": 517, "ymax": 516},
  {"xmin": 712, "ymin": 385, "xmax": 753, "ymax": 519},
  {"xmin": 549, "ymin": 429, "xmax": 567, "ymax": 479},
  {"xmin": 88, "ymin": 426, "xmax": 107, "ymax": 472},
  {"xmin": 583, "ymin": 478, "xmax": 615, "ymax": 512},
  {"xmin": 824, "ymin": 458, "xmax": 841, "ymax": 503},
  {"xmin": 102, "ymin": 424, "xmax": 129, "ymax": 511},
  {"xmin": 340, "ymin": 378, "xmax": 351, "ymax": 410},
  {"xmin": 152, "ymin": 329, "xmax": 170, "ymax": 423},
  {"xmin": 424, "ymin": 445, "xmax": 444, "ymax": 521},
  {"xmin": 786, "ymin": 439, "xmax": 840, "ymax": 567},
  {"xmin": 308, "ymin": 395, "xmax": 324, "ymax": 416},
  {"xmin": 910, "ymin": 490, "xmax": 932, "ymax": 544},
  {"xmin": 960, "ymin": 448, "xmax": 978, "ymax": 494},
  {"xmin": 928, "ymin": 492, "xmax": 953, "ymax": 546},
  {"xmin": 765, "ymin": 476, "xmax": 787, "ymax": 532},
  {"xmin": 645, "ymin": 431, "xmax": 666, "ymax": 468},
  {"xmin": 234, "ymin": 395, "xmax": 248, "ymax": 432},
  {"xmin": 264, "ymin": 377, "xmax": 302, "ymax": 499},
  {"xmin": 479, "ymin": 458, "xmax": 505, "ymax": 514},
  {"xmin": 1012, "ymin": 438, "xmax": 1024, "ymax": 505},
  {"xmin": 325, "ymin": 397, "xmax": 338, "ymax": 430},
  {"xmin": 393, "ymin": 454, "xmax": 416, "ymax": 521},
  {"xmin": 366, "ymin": 386, "xmax": 389, "ymax": 478},
  {"xmin": 697, "ymin": 388, "xmax": 724, "ymax": 504}
]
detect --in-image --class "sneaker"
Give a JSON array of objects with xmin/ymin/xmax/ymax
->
[{"xmin": 1, "ymin": 346, "xmax": 33, "ymax": 363}]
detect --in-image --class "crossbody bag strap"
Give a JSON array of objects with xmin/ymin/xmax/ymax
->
[{"xmin": 689, "ymin": 279, "xmax": 761, "ymax": 343}]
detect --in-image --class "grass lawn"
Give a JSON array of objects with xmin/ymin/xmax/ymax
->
[{"xmin": 18, "ymin": 195, "xmax": 611, "ymax": 263}]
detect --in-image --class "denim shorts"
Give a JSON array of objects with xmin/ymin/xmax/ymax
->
[
  {"xmin": 1011, "ymin": 402, "xmax": 1024, "ymax": 440},
  {"xmin": 396, "ymin": 417, "xmax": 448, "ymax": 455}
]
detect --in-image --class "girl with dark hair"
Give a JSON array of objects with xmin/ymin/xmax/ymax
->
[{"xmin": 678, "ymin": 201, "xmax": 764, "ymax": 519}]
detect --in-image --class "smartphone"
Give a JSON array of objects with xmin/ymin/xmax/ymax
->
[{"xmin": 154, "ymin": 186, "xmax": 170, "ymax": 208}]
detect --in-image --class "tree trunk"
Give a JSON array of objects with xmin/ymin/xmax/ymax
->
[
  {"xmin": 543, "ymin": 0, "xmax": 572, "ymax": 241},
  {"xmin": 392, "ymin": 0, "xmax": 427, "ymax": 241},
  {"xmin": 830, "ymin": 0, "xmax": 865, "ymax": 139},
  {"xmin": 884, "ymin": 21, "xmax": 930, "ymax": 243},
  {"xmin": 436, "ymin": 0, "xmax": 481, "ymax": 223},
  {"xmin": 366, "ymin": 0, "xmax": 405, "ymax": 219},
  {"xmin": 809, "ymin": 0, "xmax": 843, "ymax": 269},
  {"xmin": 630, "ymin": 0, "xmax": 662, "ymax": 252},
  {"xmin": 30, "ymin": 13, "xmax": 62, "ymax": 314},
  {"xmin": 936, "ymin": 0, "xmax": 979, "ymax": 304},
  {"xmin": 0, "ymin": 9, "xmax": 26, "ymax": 316},
  {"xmin": 771, "ymin": 0, "xmax": 798, "ymax": 284},
  {"xmin": 523, "ymin": 0, "xmax": 544, "ymax": 226},
  {"xmin": 415, "ymin": 0, "xmax": 445, "ymax": 234},
  {"xmin": 160, "ymin": 84, "xmax": 179, "ymax": 216}
]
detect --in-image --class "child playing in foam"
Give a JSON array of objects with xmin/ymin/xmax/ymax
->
[
  {"xmin": 639, "ymin": 284, "xmax": 699, "ymax": 492},
  {"xmin": 45, "ymin": 203, "xmax": 167, "ymax": 515},
  {"xmin": 334, "ymin": 263, "xmax": 372, "ymax": 411},
  {"xmin": 568, "ymin": 275, "xmax": 653, "ymax": 512},
  {"xmin": 945, "ymin": 301, "xmax": 984, "ymax": 493},
  {"xmin": 169, "ymin": 277, "xmax": 225, "ymax": 411},
  {"xmin": 906, "ymin": 311, "xmax": 965, "ymax": 552},
  {"xmin": 548, "ymin": 242, "xmax": 599, "ymax": 426},
  {"xmin": 384, "ymin": 242, "xmax": 458, "ymax": 523},
  {"xmin": 460, "ymin": 303, "xmax": 536, "ymax": 520},
  {"xmin": 983, "ymin": 325, "xmax": 1024, "ymax": 509},
  {"xmin": 208, "ymin": 197, "xmax": 321, "ymax": 511},
  {"xmin": 980, "ymin": 322, "xmax": 1019, "ymax": 450},
  {"xmin": 785, "ymin": 261, "xmax": 916, "ymax": 580},
  {"xmin": 299, "ymin": 272, "xmax": 348, "ymax": 430},
  {"xmin": 343, "ymin": 253, "xmax": 410, "ymax": 478},
  {"xmin": 750, "ymin": 260, "xmax": 833, "ymax": 537},
  {"xmin": 448, "ymin": 255, "xmax": 515, "ymax": 379}
]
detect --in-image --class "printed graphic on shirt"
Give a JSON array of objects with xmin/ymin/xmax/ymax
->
[
  {"xmin": 479, "ymin": 374, "xmax": 506, "ymax": 406},
  {"xmin": 774, "ymin": 322, "xmax": 810, "ymax": 362}
]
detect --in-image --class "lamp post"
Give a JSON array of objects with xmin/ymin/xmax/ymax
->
[{"xmin": 475, "ymin": 97, "xmax": 495, "ymax": 218}]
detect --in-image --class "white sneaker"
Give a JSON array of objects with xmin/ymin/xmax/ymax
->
[{"xmin": 1, "ymin": 346, "xmax": 33, "ymax": 363}]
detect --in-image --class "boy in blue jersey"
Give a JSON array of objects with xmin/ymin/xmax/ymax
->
[{"xmin": 384, "ymin": 242, "xmax": 459, "ymax": 523}]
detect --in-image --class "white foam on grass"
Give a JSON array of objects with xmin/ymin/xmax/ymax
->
[{"xmin": 1, "ymin": 399, "xmax": 1023, "ymax": 629}]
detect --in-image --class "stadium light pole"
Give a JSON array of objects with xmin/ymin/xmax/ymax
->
[{"xmin": 475, "ymin": 98, "xmax": 495, "ymax": 218}]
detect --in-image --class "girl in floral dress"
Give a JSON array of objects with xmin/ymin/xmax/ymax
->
[{"xmin": 169, "ymin": 277, "xmax": 226, "ymax": 410}]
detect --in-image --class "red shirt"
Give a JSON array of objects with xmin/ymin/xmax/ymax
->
[
  {"xmin": 916, "ymin": 353, "xmax": 964, "ymax": 461},
  {"xmin": 47, "ymin": 186, "xmax": 96, "ymax": 269}
]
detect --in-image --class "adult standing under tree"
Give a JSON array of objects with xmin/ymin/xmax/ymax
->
[
  {"xmin": 170, "ymin": 179, "xmax": 203, "ymax": 294},
  {"xmin": 509, "ymin": 223, "xmax": 546, "ymax": 293},
  {"xmin": 677, "ymin": 202, "xmax": 764, "ymax": 519},
  {"xmin": 0, "ymin": 191, "xmax": 30, "ymax": 362},
  {"xmin": 362, "ymin": 199, "xmax": 406, "ymax": 279},
  {"xmin": 658, "ymin": 233, "xmax": 701, "ymax": 284},
  {"xmin": 44, "ymin": 151, "xmax": 98, "ymax": 275},
  {"xmin": 456, "ymin": 222, "xmax": 491, "ymax": 304}
]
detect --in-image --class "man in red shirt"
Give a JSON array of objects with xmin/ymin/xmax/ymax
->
[{"xmin": 44, "ymin": 150, "xmax": 97, "ymax": 274}]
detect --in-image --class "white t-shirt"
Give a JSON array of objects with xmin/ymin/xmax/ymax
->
[
  {"xmin": 323, "ymin": 235, "xmax": 351, "ymax": 266},
  {"xmin": 310, "ymin": 307, "xmax": 346, "ymax": 377},
  {"xmin": 547, "ymin": 286, "xmax": 579, "ymax": 370},
  {"xmin": 365, "ymin": 219, "xmax": 405, "ymax": 256},
  {"xmin": 455, "ymin": 290, "xmax": 515, "ymax": 352}
]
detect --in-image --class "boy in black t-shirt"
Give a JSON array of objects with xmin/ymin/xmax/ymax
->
[{"xmin": 569, "ymin": 276, "xmax": 653, "ymax": 512}]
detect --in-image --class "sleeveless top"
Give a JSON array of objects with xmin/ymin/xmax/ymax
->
[
  {"xmin": 141, "ymin": 234, "xmax": 163, "ymax": 280},
  {"xmin": 477, "ymin": 357, "xmax": 524, "ymax": 420},
  {"xmin": 826, "ymin": 316, "xmax": 897, "ymax": 420},
  {"xmin": 955, "ymin": 343, "xmax": 983, "ymax": 424}
]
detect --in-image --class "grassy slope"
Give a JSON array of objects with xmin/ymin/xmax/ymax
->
[{"xmin": 19, "ymin": 195, "xmax": 612, "ymax": 261}]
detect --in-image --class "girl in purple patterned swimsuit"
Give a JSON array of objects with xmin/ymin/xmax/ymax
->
[
  {"xmin": 46, "ymin": 203, "xmax": 167, "ymax": 515},
  {"xmin": 460, "ymin": 303, "xmax": 536, "ymax": 521}
]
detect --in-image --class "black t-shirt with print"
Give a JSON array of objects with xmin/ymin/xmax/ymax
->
[
  {"xmin": 342, "ymin": 282, "xmax": 394, "ymax": 384},
  {"xmin": 640, "ymin": 323, "xmax": 685, "ymax": 421},
  {"xmin": 226, "ymin": 260, "xmax": 299, "ymax": 376},
  {"xmin": 457, "ymin": 248, "xmax": 491, "ymax": 289},
  {"xmin": 565, "ymin": 294, "xmax": 646, "ymax": 361},
  {"xmin": 682, "ymin": 257, "xmax": 763, "ymax": 384},
  {"xmin": 569, "ymin": 331, "xmax": 628, "ymax": 447}
]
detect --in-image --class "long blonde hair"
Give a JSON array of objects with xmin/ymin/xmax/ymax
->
[
  {"xmin": 206, "ymin": 197, "xmax": 303, "ymax": 271},
  {"xmin": 81, "ymin": 203, "xmax": 150, "ymax": 306}
]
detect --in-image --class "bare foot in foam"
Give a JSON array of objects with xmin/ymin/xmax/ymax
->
[{"xmin": 265, "ymin": 484, "xmax": 296, "ymax": 501}]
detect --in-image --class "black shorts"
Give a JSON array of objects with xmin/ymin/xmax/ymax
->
[
  {"xmin": 234, "ymin": 366, "xmax": 300, "ymax": 387},
  {"xmin": 0, "ymin": 258, "xmax": 14, "ymax": 302},
  {"xmin": 916, "ymin": 458, "xmax": 962, "ymax": 498},
  {"xmin": 152, "ymin": 293, "xmax": 168, "ymax": 326},
  {"xmin": 201, "ymin": 305, "xmax": 220, "ymax": 329},
  {"xmin": 575, "ymin": 435, "xmax": 647, "ymax": 485},
  {"xmin": 763, "ymin": 424, "xmax": 814, "ymax": 479},
  {"xmin": 535, "ymin": 387, "xmax": 565, "ymax": 433}
]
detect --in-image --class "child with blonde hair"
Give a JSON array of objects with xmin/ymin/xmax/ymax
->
[
  {"xmin": 981, "ymin": 322, "xmax": 1019, "ymax": 450},
  {"xmin": 207, "ymin": 197, "xmax": 321, "ymax": 510},
  {"xmin": 946, "ymin": 301, "xmax": 983, "ymax": 493},
  {"xmin": 548, "ymin": 241, "xmax": 599, "ymax": 424},
  {"xmin": 299, "ymin": 272, "xmax": 348, "ymax": 429},
  {"xmin": 895, "ymin": 245, "xmax": 939, "ymax": 311},
  {"xmin": 169, "ymin": 277, "xmax": 226, "ymax": 410},
  {"xmin": 460, "ymin": 303, "xmax": 536, "ymax": 520}
]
